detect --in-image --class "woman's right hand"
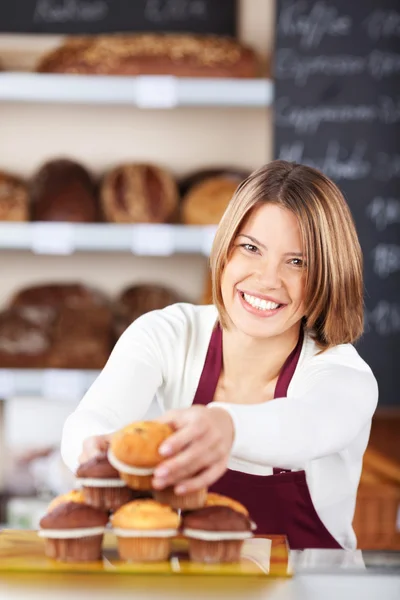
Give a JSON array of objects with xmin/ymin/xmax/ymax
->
[{"xmin": 79, "ymin": 434, "xmax": 112, "ymax": 464}]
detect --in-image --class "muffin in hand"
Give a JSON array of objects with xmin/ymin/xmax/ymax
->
[
  {"xmin": 108, "ymin": 421, "xmax": 173, "ymax": 491},
  {"xmin": 111, "ymin": 499, "xmax": 180, "ymax": 562},
  {"xmin": 76, "ymin": 452, "xmax": 135, "ymax": 511},
  {"xmin": 182, "ymin": 506, "xmax": 253, "ymax": 564},
  {"xmin": 38, "ymin": 493, "xmax": 109, "ymax": 562}
]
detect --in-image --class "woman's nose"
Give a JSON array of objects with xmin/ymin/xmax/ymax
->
[{"xmin": 255, "ymin": 257, "xmax": 282, "ymax": 289}]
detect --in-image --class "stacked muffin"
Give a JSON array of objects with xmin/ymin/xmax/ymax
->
[{"xmin": 39, "ymin": 420, "xmax": 254, "ymax": 563}]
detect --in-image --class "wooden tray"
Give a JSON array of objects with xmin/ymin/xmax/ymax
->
[{"xmin": 0, "ymin": 530, "xmax": 291, "ymax": 577}]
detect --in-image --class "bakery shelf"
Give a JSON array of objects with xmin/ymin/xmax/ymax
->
[
  {"xmin": 0, "ymin": 369, "xmax": 99, "ymax": 400},
  {"xmin": 0, "ymin": 72, "xmax": 273, "ymax": 108},
  {"xmin": 0, "ymin": 222, "xmax": 217, "ymax": 255}
]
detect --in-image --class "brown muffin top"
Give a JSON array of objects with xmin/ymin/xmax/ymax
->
[
  {"xmin": 182, "ymin": 506, "xmax": 251, "ymax": 532},
  {"xmin": 111, "ymin": 421, "xmax": 174, "ymax": 468},
  {"xmin": 40, "ymin": 501, "xmax": 109, "ymax": 530},
  {"xmin": 76, "ymin": 452, "xmax": 120, "ymax": 479}
]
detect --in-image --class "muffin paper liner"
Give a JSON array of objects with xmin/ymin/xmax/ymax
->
[
  {"xmin": 38, "ymin": 526, "xmax": 106, "ymax": 539},
  {"xmin": 187, "ymin": 539, "xmax": 244, "ymax": 564},
  {"xmin": 107, "ymin": 450, "xmax": 155, "ymax": 475},
  {"xmin": 75, "ymin": 477, "xmax": 127, "ymax": 488},
  {"xmin": 183, "ymin": 528, "xmax": 253, "ymax": 541},
  {"xmin": 153, "ymin": 487, "xmax": 207, "ymax": 510},
  {"xmin": 112, "ymin": 528, "xmax": 177, "ymax": 538},
  {"xmin": 116, "ymin": 536, "xmax": 172, "ymax": 562},
  {"xmin": 42, "ymin": 534, "xmax": 104, "ymax": 562},
  {"xmin": 81, "ymin": 485, "xmax": 135, "ymax": 510}
]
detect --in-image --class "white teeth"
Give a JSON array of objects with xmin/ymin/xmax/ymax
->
[{"xmin": 243, "ymin": 293, "xmax": 280, "ymax": 311}]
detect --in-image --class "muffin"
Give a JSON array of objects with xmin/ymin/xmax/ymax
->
[
  {"xmin": 47, "ymin": 489, "xmax": 86, "ymax": 512},
  {"xmin": 39, "ymin": 494, "xmax": 109, "ymax": 562},
  {"xmin": 181, "ymin": 175, "xmax": 240, "ymax": 225},
  {"xmin": 76, "ymin": 452, "xmax": 135, "ymax": 511},
  {"xmin": 153, "ymin": 484, "xmax": 207, "ymax": 511},
  {"xmin": 108, "ymin": 421, "xmax": 173, "ymax": 490},
  {"xmin": 181, "ymin": 506, "xmax": 253, "ymax": 563},
  {"xmin": 111, "ymin": 499, "xmax": 180, "ymax": 562},
  {"xmin": 204, "ymin": 493, "xmax": 249, "ymax": 516}
]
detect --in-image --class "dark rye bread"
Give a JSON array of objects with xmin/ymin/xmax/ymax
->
[
  {"xmin": 100, "ymin": 163, "xmax": 178, "ymax": 224},
  {"xmin": 114, "ymin": 284, "xmax": 182, "ymax": 338},
  {"xmin": 182, "ymin": 506, "xmax": 252, "ymax": 532},
  {"xmin": 40, "ymin": 502, "xmax": 109, "ymax": 530},
  {"xmin": 76, "ymin": 452, "xmax": 119, "ymax": 479},
  {"xmin": 36, "ymin": 34, "xmax": 259, "ymax": 78},
  {"xmin": 0, "ymin": 170, "xmax": 29, "ymax": 221},
  {"xmin": 48, "ymin": 306, "xmax": 112, "ymax": 369},
  {"xmin": 0, "ymin": 308, "xmax": 53, "ymax": 368},
  {"xmin": 30, "ymin": 158, "xmax": 99, "ymax": 222},
  {"xmin": 10, "ymin": 283, "xmax": 107, "ymax": 310}
]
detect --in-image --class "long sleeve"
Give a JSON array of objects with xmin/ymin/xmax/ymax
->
[
  {"xmin": 60, "ymin": 314, "xmax": 165, "ymax": 473},
  {"xmin": 210, "ymin": 362, "xmax": 378, "ymax": 469}
]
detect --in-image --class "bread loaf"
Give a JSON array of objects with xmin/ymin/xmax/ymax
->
[
  {"xmin": 182, "ymin": 175, "xmax": 241, "ymax": 225},
  {"xmin": 0, "ymin": 170, "xmax": 29, "ymax": 221},
  {"xmin": 114, "ymin": 284, "xmax": 182, "ymax": 338},
  {"xmin": 10, "ymin": 282, "xmax": 107, "ymax": 310},
  {"xmin": 48, "ymin": 306, "xmax": 112, "ymax": 369},
  {"xmin": 30, "ymin": 159, "xmax": 98, "ymax": 222},
  {"xmin": 0, "ymin": 308, "xmax": 53, "ymax": 368},
  {"xmin": 101, "ymin": 163, "xmax": 178, "ymax": 224},
  {"xmin": 36, "ymin": 34, "xmax": 259, "ymax": 78}
]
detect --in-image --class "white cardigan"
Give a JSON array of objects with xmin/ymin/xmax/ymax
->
[{"xmin": 61, "ymin": 303, "xmax": 378, "ymax": 549}]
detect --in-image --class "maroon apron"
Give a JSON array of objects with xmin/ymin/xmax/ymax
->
[{"xmin": 192, "ymin": 323, "xmax": 342, "ymax": 550}]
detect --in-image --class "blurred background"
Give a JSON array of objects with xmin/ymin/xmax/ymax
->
[{"xmin": 0, "ymin": 0, "xmax": 398, "ymax": 553}]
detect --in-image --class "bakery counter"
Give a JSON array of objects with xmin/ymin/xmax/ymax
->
[{"xmin": 1, "ymin": 542, "xmax": 400, "ymax": 600}]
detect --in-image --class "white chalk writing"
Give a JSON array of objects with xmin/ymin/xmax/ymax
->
[
  {"xmin": 275, "ymin": 49, "xmax": 365, "ymax": 86},
  {"xmin": 278, "ymin": 140, "xmax": 370, "ymax": 180},
  {"xmin": 374, "ymin": 153, "xmax": 400, "ymax": 182},
  {"xmin": 278, "ymin": 0, "xmax": 351, "ymax": 49},
  {"xmin": 145, "ymin": 0, "xmax": 207, "ymax": 22},
  {"xmin": 33, "ymin": 0, "xmax": 108, "ymax": 22},
  {"xmin": 364, "ymin": 301, "xmax": 400, "ymax": 335},
  {"xmin": 364, "ymin": 9, "xmax": 400, "ymax": 41},
  {"xmin": 276, "ymin": 96, "xmax": 400, "ymax": 134},
  {"xmin": 275, "ymin": 49, "xmax": 400, "ymax": 86},
  {"xmin": 371, "ymin": 244, "xmax": 400, "ymax": 278},
  {"xmin": 366, "ymin": 197, "xmax": 400, "ymax": 231}
]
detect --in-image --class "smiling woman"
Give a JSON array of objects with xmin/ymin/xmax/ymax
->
[{"xmin": 61, "ymin": 160, "xmax": 378, "ymax": 551}]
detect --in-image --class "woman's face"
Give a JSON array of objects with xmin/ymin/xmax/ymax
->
[{"xmin": 221, "ymin": 203, "xmax": 306, "ymax": 340}]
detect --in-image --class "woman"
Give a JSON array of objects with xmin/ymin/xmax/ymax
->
[{"xmin": 61, "ymin": 160, "xmax": 378, "ymax": 550}]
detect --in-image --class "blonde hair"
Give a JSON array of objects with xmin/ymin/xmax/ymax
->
[{"xmin": 210, "ymin": 160, "xmax": 364, "ymax": 350}]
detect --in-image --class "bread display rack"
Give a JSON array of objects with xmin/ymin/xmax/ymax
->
[
  {"xmin": 0, "ymin": 21, "xmax": 273, "ymax": 498},
  {"xmin": 0, "ymin": 72, "xmax": 272, "ymax": 108}
]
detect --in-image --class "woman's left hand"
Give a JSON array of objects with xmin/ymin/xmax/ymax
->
[{"xmin": 152, "ymin": 406, "xmax": 235, "ymax": 494}]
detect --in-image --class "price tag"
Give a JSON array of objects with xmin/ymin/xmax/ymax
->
[
  {"xmin": 31, "ymin": 223, "xmax": 74, "ymax": 255},
  {"xmin": 201, "ymin": 225, "xmax": 218, "ymax": 256},
  {"xmin": 42, "ymin": 370, "xmax": 85, "ymax": 401},
  {"xmin": 131, "ymin": 224, "xmax": 175, "ymax": 255},
  {"xmin": 136, "ymin": 76, "xmax": 177, "ymax": 109},
  {"xmin": 0, "ymin": 370, "xmax": 16, "ymax": 397}
]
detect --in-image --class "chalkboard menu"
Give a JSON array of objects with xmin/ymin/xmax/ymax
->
[
  {"xmin": 274, "ymin": 0, "xmax": 400, "ymax": 406},
  {"xmin": 0, "ymin": 0, "xmax": 237, "ymax": 35}
]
